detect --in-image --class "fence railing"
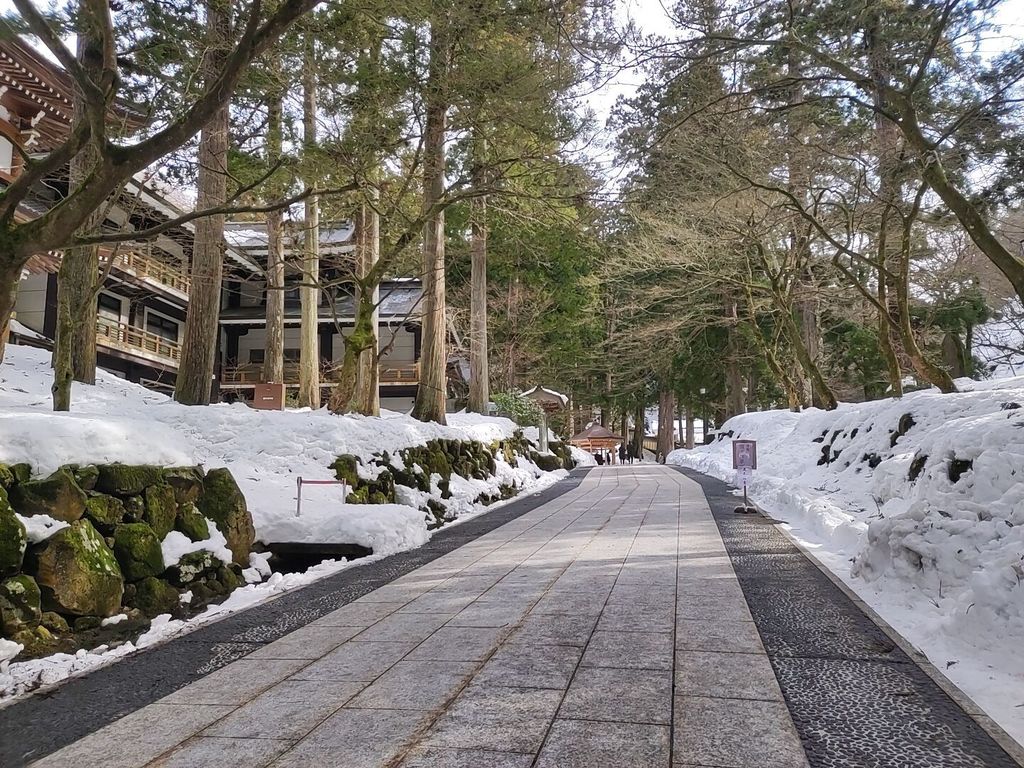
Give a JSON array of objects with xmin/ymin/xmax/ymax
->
[
  {"xmin": 96, "ymin": 319, "xmax": 182, "ymax": 363},
  {"xmin": 101, "ymin": 244, "xmax": 190, "ymax": 295},
  {"xmin": 220, "ymin": 361, "xmax": 419, "ymax": 387}
]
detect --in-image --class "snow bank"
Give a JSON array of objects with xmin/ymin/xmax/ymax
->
[
  {"xmin": 0, "ymin": 346, "xmax": 553, "ymax": 554},
  {"xmin": 669, "ymin": 382, "xmax": 1024, "ymax": 744}
]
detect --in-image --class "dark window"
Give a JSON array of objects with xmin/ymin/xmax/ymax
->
[
  {"xmin": 283, "ymin": 284, "xmax": 300, "ymax": 306},
  {"xmin": 146, "ymin": 312, "xmax": 179, "ymax": 342},
  {"xmin": 284, "ymin": 348, "xmax": 301, "ymax": 362},
  {"xmin": 249, "ymin": 349, "xmax": 265, "ymax": 364},
  {"xmin": 97, "ymin": 293, "xmax": 122, "ymax": 323}
]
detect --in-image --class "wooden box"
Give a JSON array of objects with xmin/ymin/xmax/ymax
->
[{"xmin": 251, "ymin": 382, "xmax": 286, "ymax": 410}]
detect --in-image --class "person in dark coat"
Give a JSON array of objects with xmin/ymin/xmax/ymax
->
[
  {"xmin": 594, "ymin": 451, "xmax": 604, "ymax": 465},
  {"xmin": 618, "ymin": 444, "xmax": 627, "ymax": 464}
]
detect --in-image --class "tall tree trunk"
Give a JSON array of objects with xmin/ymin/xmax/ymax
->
[
  {"xmin": 0, "ymin": 270, "xmax": 14, "ymax": 363},
  {"xmin": 778, "ymin": 302, "xmax": 838, "ymax": 409},
  {"xmin": 685, "ymin": 409, "xmax": 695, "ymax": 450},
  {"xmin": 52, "ymin": 21, "xmax": 104, "ymax": 411},
  {"xmin": 175, "ymin": 0, "xmax": 229, "ymax": 406},
  {"xmin": 632, "ymin": 402, "xmax": 645, "ymax": 459},
  {"xmin": 412, "ymin": 15, "xmax": 449, "ymax": 425},
  {"xmin": 785, "ymin": 45, "xmax": 823, "ymax": 409},
  {"xmin": 942, "ymin": 333, "xmax": 966, "ymax": 378},
  {"xmin": 657, "ymin": 386, "xmax": 674, "ymax": 464},
  {"xmin": 724, "ymin": 295, "xmax": 747, "ymax": 418},
  {"xmin": 297, "ymin": 35, "xmax": 321, "ymax": 409},
  {"xmin": 876, "ymin": 263, "xmax": 902, "ymax": 396},
  {"xmin": 867, "ymin": 10, "xmax": 908, "ymax": 398},
  {"xmin": 895, "ymin": 211, "xmax": 958, "ymax": 393},
  {"xmin": 354, "ymin": 193, "xmax": 380, "ymax": 415},
  {"xmin": 263, "ymin": 81, "xmax": 285, "ymax": 385},
  {"xmin": 468, "ymin": 166, "xmax": 489, "ymax": 414},
  {"xmin": 328, "ymin": 291, "xmax": 377, "ymax": 413}
]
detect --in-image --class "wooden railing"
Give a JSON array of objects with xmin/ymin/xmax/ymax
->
[
  {"xmin": 102, "ymin": 244, "xmax": 190, "ymax": 295},
  {"xmin": 96, "ymin": 319, "xmax": 182, "ymax": 363},
  {"xmin": 380, "ymin": 362, "xmax": 420, "ymax": 384},
  {"xmin": 220, "ymin": 361, "xmax": 419, "ymax": 387}
]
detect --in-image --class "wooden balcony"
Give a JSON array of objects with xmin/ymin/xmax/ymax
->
[
  {"xmin": 220, "ymin": 361, "xmax": 419, "ymax": 388},
  {"xmin": 96, "ymin": 319, "xmax": 181, "ymax": 364},
  {"xmin": 102, "ymin": 244, "xmax": 190, "ymax": 296}
]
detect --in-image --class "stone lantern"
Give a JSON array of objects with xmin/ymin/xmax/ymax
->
[{"xmin": 519, "ymin": 386, "xmax": 568, "ymax": 453}]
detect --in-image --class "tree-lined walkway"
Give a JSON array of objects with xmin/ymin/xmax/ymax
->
[{"xmin": 15, "ymin": 466, "xmax": 1024, "ymax": 768}]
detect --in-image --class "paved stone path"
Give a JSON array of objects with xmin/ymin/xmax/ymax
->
[{"xmin": 17, "ymin": 465, "xmax": 1024, "ymax": 767}]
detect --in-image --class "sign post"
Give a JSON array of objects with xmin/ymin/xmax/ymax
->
[
  {"xmin": 731, "ymin": 439, "xmax": 757, "ymax": 514},
  {"xmin": 295, "ymin": 477, "xmax": 348, "ymax": 517}
]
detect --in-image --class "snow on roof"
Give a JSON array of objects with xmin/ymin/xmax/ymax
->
[
  {"xmin": 218, "ymin": 281, "xmax": 423, "ymax": 324},
  {"xmin": 224, "ymin": 220, "xmax": 356, "ymax": 253},
  {"xmin": 9, "ymin": 320, "xmax": 48, "ymax": 341},
  {"xmin": 520, "ymin": 386, "xmax": 569, "ymax": 407},
  {"xmin": 570, "ymin": 423, "xmax": 623, "ymax": 441}
]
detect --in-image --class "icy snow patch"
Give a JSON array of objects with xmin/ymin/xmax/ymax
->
[
  {"xmin": 16, "ymin": 514, "xmax": 69, "ymax": 543},
  {"xmin": 160, "ymin": 523, "xmax": 233, "ymax": 567}
]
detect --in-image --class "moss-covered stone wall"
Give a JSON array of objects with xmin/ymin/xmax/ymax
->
[
  {"xmin": 0, "ymin": 462, "xmax": 255, "ymax": 663},
  {"xmin": 332, "ymin": 432, "xmax": 575, "ymax": 527}
]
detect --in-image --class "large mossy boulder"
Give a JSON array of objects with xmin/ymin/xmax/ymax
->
[
  {"xmin": 130, "ymin": 577, "xmax": 179, "ymax": 617},
  {"xmin": 196, "ymin": 469, "xmax": 254, "ymax": 565},
  {"xmin": 96, "ymin": 465, "xmax": 165, "ymax": 496},
  {"xmin": 2, "ymin": 464, "xmax": 31, "ymax": 486},
  {"xmin": 0, "ymin": 489, "xmax": 27, "ymax": 576},
  {"xmin": 532, "ymin": 453, "xmax": 563, "ymax": 472},
  {"xmin": 123, "ymin": 495, "xmax": 145, "ymax": 523},
  {"xmin": 73, "ymin": 465, "xmax": 99, "ymax": 492},
  {"xmin": 32, "ymin": 519, "xmax": 124, "ymax": 617},
  {"xmin": 84, "ymin": 494, "xmax": 126, "ymax": 532},
  {"xmin": 112, "ymin": 523, "xmax": 165, "ymax": 582},
  {"xmin": 143, "ymin": 484, "xmax": 177, "ymax": 539},
  {"xmin": 0, "ymin": 574, "xmax": 42, "ymax": 635},
  {"xmin": 9, "ymin": 467, "xmax": 86, "ymax": 523},
  {"xmin": 331, "ymin": 455, "xmax": 360, "ymax": 488},
  {"xmin": 175, "ymin": 503, "xmax": 210, "ymax": 542},
  {"xmin": 164, "ymin": 467, "xmax": 205, "ymax": 506}
]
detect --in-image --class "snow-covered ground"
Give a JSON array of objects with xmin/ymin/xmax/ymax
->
[
  {"xmin": 0, "ymin": 345, "xmax": 568, "ymax": 701},
  {"xmin": 0, "ymin": 345, "xmax": 560, "ymax": 553},
  {"xmin": 669, "ymin": 379, "xmax": 1024, "ymax": 745}
]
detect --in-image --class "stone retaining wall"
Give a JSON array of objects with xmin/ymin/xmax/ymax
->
[
  {"xmin": 332, "ymin": 432, "xmax": 576, "ymax": 527},
  {"xmin": 0, "ymin": 463, "xmax": 256, "ymax": 662}
]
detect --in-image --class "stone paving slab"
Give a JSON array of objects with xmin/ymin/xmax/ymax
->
[{"xmin": 13, "ymin": 464, "xmax": 1021, "ymax": 768}]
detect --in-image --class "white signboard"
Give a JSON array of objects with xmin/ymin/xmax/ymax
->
[
  {"xmin": 732, "ymin": 440, "xmax": 756, "ymax": 507},
  {"xmin": 732, "ymin": 439, "xmax": 757, "ymax": 470}
]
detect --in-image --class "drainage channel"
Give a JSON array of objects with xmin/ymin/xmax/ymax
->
[
  {"xmin": 676, "ymin": 467, "xmax": 1022, "ymax": 768},
  {"xmin": 0, "ymin": 468, "xmax": 592, "ymax": 768}
]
